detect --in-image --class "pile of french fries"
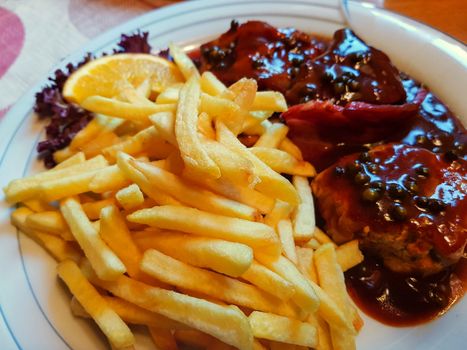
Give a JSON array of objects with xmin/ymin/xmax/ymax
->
[{"xmin": 4, "ymin": 45, "xmax": 364, "ymax": 350}]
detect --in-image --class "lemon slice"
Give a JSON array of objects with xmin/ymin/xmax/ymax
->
[{"xmin": 63, "ymin": 53, "xmax": 184, "ymax": 104}]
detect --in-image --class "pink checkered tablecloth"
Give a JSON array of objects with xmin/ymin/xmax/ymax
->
[{"xmin": 0, "ymin": 0, "xmax": 180, "ymax": 122}]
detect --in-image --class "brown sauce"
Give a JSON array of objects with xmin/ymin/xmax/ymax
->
[{"xmin": 346, "ymin": 256, "xmax": 466, "ymax": 326}]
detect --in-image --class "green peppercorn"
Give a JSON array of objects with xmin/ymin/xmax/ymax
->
[
  {"xmin": 354, "ymin": 172, "xmax": 370, "ymax": 186},
  {"xmin": 346, "ymin": 160, "xmax": 362, "ymax": 176},
  {"xmin": 359, "ymin": 152, "xmax": 372, "ymax": 163},
  {"xmin": 415, "ymin": 134, "xmax": 428, "ymax": 145},
  {"xmin": 362, "ymin": 188, "xmax": 382, "ymax": 202},
  {"xmin": 387, "ymin": 183, "xmax": 406, "ymax": 199},
  {"xmin": 389, "ymin": 203, "xmax": 407, "ymax": 221},
  {"xmin": 415, "ymin": 196, "xmax": 429, "ymax": 209},
  {"xmin": 404, "ymin": 179, "xmax": 419, "ymax": 194},
  {"xmin": 366, "ymin": 163, "xmax": 380, "ymax": 174},
  {"xmin": 369, "ymin": 181, "xmax": 385, "ymax": 191},
  {"xmin": 415, "ymin": 166, "xmax": 430, "ymax": 178},
  {"xmin": 428, "ymin": 199, "xmax": 447, "ymax": 213},
  {"xmin": 333, "ymin": 82, "xmax": 345, "ymax": 94}
]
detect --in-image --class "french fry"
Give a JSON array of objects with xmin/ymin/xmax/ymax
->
[
  {"xmin": 241, "ymin": 260, "xmax": 295, "ymax": 301},
  {"xmin": 264, "ymin": 200, "xmax": 292, "ymax": 229},
  {"xmin": 81, "ymin": 95, "xmax": 175, "ymax": 121},
  {"xmin": 174, "ymin": 330, "xmax": 218, "ymax": 348},
  {"xmin": 156, "ymin": 83, "xmax": 182, "ymax": 104},
  {"xmin": 252, "ymin": 91, "xmax": 287, "ymax": 112},
  {"xmin": 70, "ymin": 296, "xmax": 187, "ymax": 330},
  {"xmin": 22, "ymin": 199, "xmax": 55, "ymax": 213},
  {"xmin": 194, "ymin": 177, "xmax": 274, "ymax": 214},
  {"xmin": 39, "ymin": 168, "xmax": 104, "ymax": 202},
  {"xmin": 248, "ymin": 311, "xmax": 317, "ymax": 347},
  {"xmin": 133, "ymin": 230, "xmax": 253, "ymax": 277},
  {"xmin": 302, "ymin": 238, "xmax": 321, "ymax": 250},
  {"xmin": 99, "ymin": 205, "xmax": 143, "ymax": 278},
  {"xmin": 116, "ymin": 153, "xmax": 180, "ymax": 206},
  {"xmin": 103, "ymin": 126, "xmax": 174, "ymax": 162},
  {"xmin": 140, "ymin": 249, "xmax": 296, "ymax": 317},
  {"xmin": 216, "ymin": 121, "xmax": 299, "ymax": 205},
  {"xmin": 25, "ymin": 210, "xmax": 69, "ymax": 237},
  {"xmin": 4, "ymin": 155, "xmax": 108, "ymax": 203},
  {"xmin": 80, "ymin": 131, "xmax": 120, "ymax": 158},
  {"xmin": 149, "ymin": 111, "xmax": 177, "ymax": 145},
  {"xmin": 88, "ymin": 165, "xmax": 131, "ymax": 193},
  {"xmin": 85, "ymin": 272, "xmax": 253, "ymax": 350},
  {"xmin": 130, "ymin": 156, "xmax": 259, "ymax": 220},
  {"xmin": 148, "ymin": 327, "xmax": 178, "ymax": 350},
  {"xmin": 315, "ymin": 244, "xmax": 357, "ymax": 350},
  {"xmin": 296, "ymin": 247, "xmax": 318, "ymax": 284},
  {"xmin": 60, "ymin": 197, "xmax": 126, "ymax": 280},
  {"xmin": 200, "ymin": 93, "xmax": 240, "ymax": 119},
  {"xmin": 175, "ymin": 75, "xmax": 221, "ymax": 179},
  {"xmin": 277, "ymin": 220, "xmax": 298, "ymax": 264},
  {"xmin": 57, "ymin": 260, "xmax": 135, "ymax": 349},
  {"xmin": 255, "ymin": 255, "xmax": 318, "ymax": 313},
  {"xmin": 53, "ymin": 146, "xmax": 76, "ymax": 163},
  {"xmin": 198, "ymin": 112, "xmax": 216, "ymax": 139},
  {"xmin": 313, "ymin": 227, "xmax": 335, "ymax": 246},
  {"xmin": 249, "ymin": 147, "xmax": 316, "ymax": 177},
  {"xmin": 241, "ymin": 111, "xmax": 273, "ymax": 134},
  {"xmin": 279, "ymin": 138, "xmax": 303, "ymax": 161},
  {"xmin": 253, "ymin": 123, "xmax": 288, "ymax": 149},
  {"xmin": 200, "ymin": 71, "xmax": 227, "ymax": 96},
  {"xmin": 54, "ymin": 151, "xmax": 86, "ymax": 169},
  {"xmin": 291, "ymin": 176, "xmax": 315, "ymax": 242},
  {"xmin": 128, "ymin": 205, "xmax": 280, "ymax": 257},
  {"xmin": 11, "ymin": 207, "xmax": 82, "ymax": 262},
  {"xmin": 336, "ymin": 240, "xmax": 364, "ymax": 272},
  {"xmin": 202, "ymin": 137, "xmax": 257, "ymax": 187},
  {"xmin": 82, "ymin": 198, "xmax": 116, "ymax": 220},
  {"xmin": 116, "ymin": 184, "xmax": 144, "ymax": 210},
  {"xmin": 169, "ymin": 44, "xmax": 199, "ymax": 80}
]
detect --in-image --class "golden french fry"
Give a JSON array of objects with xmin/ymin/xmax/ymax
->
[
  {"xmin": 85, "ymin": 272, "xmax": 253, "ymax": 350},
  {"xmin": 148, "ymin": 327, "xmax": 178, "ymax": 350},
  {"xmin": 82, "ymin": 198, "xmax": 116, "ymax": 220},
  {"xmin": 315, "ymin": 244, "xmax": 357, "ymax": 350},
  {"xmin": 200, "ymin": 93, "xmax": 240, "ymax": 118},
  {"xmin": 249, "ymin": 311, "xmax": 317, "ymax": 347},
  {"xmin": 302, "ymin": 238, "xmax": 321, "ymax": 250},
  {"xmin": 25, "ymin": 210, "xmax": 69, "ymax": 237},
  {"xmin": 71, "ymin": 296, "xmax": 187, "ymax": 330},
  {"xmin": 103, "ymin": 126, "xmax": 174, "ymax": 162},
  {"xmin": 313, "ymin": 227, "xmax": 335, "ymax": 246},
  {"xmin": 4, "ymin": 155, "xmax": 108, "ymax": 203},
  {"xmin": 255, "ymin": 255, "xmax": 318, "ymax": 313},
  {"xmin": 99, "ymin": 205, "xmax": 143, "ymax": 278},
  {"xmin": 131, "ymin": 157, "xmax": 259, "ymax": 220},
  {"xmin": 241, "ymin": 260, "xmax": 295, "ymax": 301},
  {"xmin": 263, "ymin": 199, "xmax": 293, "ymax": 229},
  {"xmin": 89, "ymin": 165, "xmax": 131, "ymax": 193},
  {"xmin": 156, "ymin": 83, "xmax": 182, "ymax": 104},
  {"xmin": 292, "ymin": 176, "xmax": 315, "ymax": 242},
  {"xmin": 295, "ymin": 247, "xmax": 318, "ymax": 284},
  {"xmin": 60, "ymin": 197, "xmax": 126, "ymax": 280},
  {"xmin": 128, "ymin": 205, "xmax": 280, "ymax": 257},
  {"xmin": 198, "ymin": 112, "xmax": 216, "ymax": 139},
  {"xmin": 335, "ymin": 240, "xmax": 364, "ymax": 272},
  {"xmin": 116, "ymin": 184, "xmax": 144, "ymax": 210},
  {"xmin": 54, "ymin": 151, "xmax": 86, "ymax": 169},
  {"xmin": 194, "ymin": 177, "xmax": 274, "ymax": 214},
  {"xmin": 216, "ymin": 121, "xmax": 299, "ymax": 205},
  {"xmin": 241, "ymin": 111, "xmax": 274, "ymax": 134},
  {"xmin": 116, "ymin": 153, "xmax": 180, "ymax": 206},
  {"xmin": 149, "ymin": 111, "xmax": 176, "ymax": 145},
  {"xmin": 202, "ymin": 137, "xmax": 257, "ymax": 186},
  {"xmin": 11, "ymin": 207, "xmax": 82, "ymax": 262},
  {"xmin": 80, "ymin": 131, "xmax": 120, "ymax": 158},
  {"xmin": 22, "ymin": 199, "xmax": 55, "ymax": 213},
  {"xmin": 57, "ymin": 260, "xmax": 135, "ymax": 349},
  {"xmin": 278, "ymin": 220, "xmax": 298, "ymax": 264},
  {"xmin": 169, "ymin": 43, "xmax": 199, "ymax": 80},
  {"xmin": 175, "ymin": 75, "xmax": 220, "ymax": 179},
  {"xmin": 254, "ymin": 123, "xmax": 288, "ymax": 149},
  {"xmin": 53, "ymin": 146, "xmax": 76, "ymax": 163},
  {"xmin": 39, "ymin": 168, "xmax": 104, "ymax": 202},
  {"xmin": 200, "ymin": 71, "xmax": 227, "ymax": 96},
  {"xmin": 249, "ymin": 147, "xmax": 316, "ymax": 177},
  {"xmin": 252, "ymin": 91, "xmax": 287, "ymax": 112},
  {"xmin": 140, "ymin": 249, "xmax": 296, "ymax": 317},
  {"xmin": 82, "ymin": 95, "xmax": 175, "ymax": 121},
  {"xmin": 133, "ymin": 230, "xmax": 253, "ymax": 277},
  {"xmin": 279, "ymin": 138, "xmax": 303, "ymax": 161}
]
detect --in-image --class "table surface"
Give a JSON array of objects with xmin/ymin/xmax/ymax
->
[{"xmin": 0, "ymin": 0, "xmax": 465, "ymax": 119}]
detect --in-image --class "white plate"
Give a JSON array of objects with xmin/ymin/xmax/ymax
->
[{"xmin": 0, "ymin": 1, "xmax": 465, "ymax": 349}]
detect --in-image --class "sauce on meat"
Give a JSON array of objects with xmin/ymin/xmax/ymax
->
[{"xmin": 195, "ymin": 20, "xmax": 467, "ymax": 326}]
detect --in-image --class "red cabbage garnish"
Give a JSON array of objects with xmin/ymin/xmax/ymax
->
[{"xmin": 35, "ymin": 31, "xmax": 151, "ymax": 168}]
